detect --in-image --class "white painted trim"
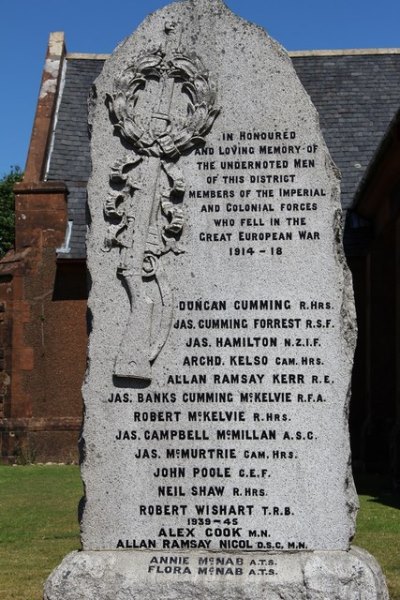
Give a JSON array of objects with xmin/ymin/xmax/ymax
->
[
  {"xmin": 44, "ymin": 58, "xmax": 67, "ymax": 181},
  {"xmin": 57, "ymin": 220, "xmax": 73, "ymax": 254}
]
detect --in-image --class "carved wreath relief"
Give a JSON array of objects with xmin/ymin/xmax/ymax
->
[{"xmin": 104, "ymin": 23, "xmax": 220, "ymax": 381}]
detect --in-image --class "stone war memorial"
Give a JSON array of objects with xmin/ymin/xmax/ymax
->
[{"xmin": 45, "ymin": 0, "xmax": 389, "ymax": 598}]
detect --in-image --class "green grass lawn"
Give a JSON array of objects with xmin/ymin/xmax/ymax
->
[
  {"xmin": 353, "ymin": 474, "xmax": 400, "ymax": 600},
  {"xmin": 0, "ymin": 466, "xmax": 82, "ymax": 600},
  {"xmin": 0, "ymin": 466, "xmax": 399, "ymax": 599}
]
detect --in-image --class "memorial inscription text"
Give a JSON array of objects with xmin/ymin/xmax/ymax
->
[{"xmin": 104, "ymin": 127, "xmax": 336, "ymax": 552}]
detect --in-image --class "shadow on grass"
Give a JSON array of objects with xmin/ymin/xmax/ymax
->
[{"xmin": 354, "ymin": 471, "xmax": 400, "ymax": 510}]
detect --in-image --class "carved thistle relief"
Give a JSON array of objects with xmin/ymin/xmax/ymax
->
[{"xmin": 104, "ymin": 22, "xmax": 220, "ymax": 381}]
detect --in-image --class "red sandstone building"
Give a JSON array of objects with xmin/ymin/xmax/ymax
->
[{"xmin": 1, "ymin": 34, "xmax": 400, "ymax": 482}]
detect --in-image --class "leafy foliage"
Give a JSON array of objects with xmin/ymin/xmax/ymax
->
[{"xmin": 0, "ymin": 166, "xmax": 23, "ymax": 258}]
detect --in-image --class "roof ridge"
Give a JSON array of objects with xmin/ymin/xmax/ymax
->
[
  {"xmin": 66, "ymin": 48, "xmax": 400, "ymax": 61},
  {"xmin": 290, "ymin": 48, "xmax": 400, "ymax": 57},
  {"xmin": 66, "ymin": 53, "xmax": 111, "ymax": 59}
]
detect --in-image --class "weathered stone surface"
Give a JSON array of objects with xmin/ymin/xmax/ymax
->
[
  {"xmin": 45, "ymin": 1, "xmax": 390, "ymax": 598},
  {"xmin": 44, "ymin": 547, "xmax": 389, "ymax": 600},
  {"xmin": 82, "ymin": 0, "xmax": 359, "ymax": 553}
]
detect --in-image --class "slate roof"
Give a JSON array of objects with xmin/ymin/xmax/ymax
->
[
  {"xmin": 46, "ymin": 51, "xmax": 400, "ymax": 259},
  {"xmin": 47, "ymin": 59, "xmax": 103, "ymax": 259},
  {"xmin": 293, "ymin": 53, "xmax": 400, "ymax": 210}
]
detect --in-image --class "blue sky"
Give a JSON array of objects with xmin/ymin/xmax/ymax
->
[{"xmin": 1, "ymin": 0, "xmax": 399, "ymax": 176}]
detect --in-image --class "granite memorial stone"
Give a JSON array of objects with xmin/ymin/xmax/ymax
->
[{"xmin": 45, "ymin": 0, "xmax": 389, "ymax": 598}]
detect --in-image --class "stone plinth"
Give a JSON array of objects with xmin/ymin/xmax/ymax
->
[{"xmin": 44, "ymin": 548, "xmax": 388, "ymax": 600}]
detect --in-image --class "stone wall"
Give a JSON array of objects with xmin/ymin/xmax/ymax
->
[{"xmin": 0, "ymin": 34, "xmax": 86, "ymax": 463}]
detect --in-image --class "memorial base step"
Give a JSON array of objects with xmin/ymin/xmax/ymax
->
[{"xmin": 44, "ymin": 546, "xmax": 388, "ymax": 599}]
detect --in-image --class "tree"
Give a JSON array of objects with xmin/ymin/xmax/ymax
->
[{"xmin": 0, "ymin": 166, "xmax": 22, "ymax": 258}]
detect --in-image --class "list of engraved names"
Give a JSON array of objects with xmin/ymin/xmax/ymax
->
[{"xmin": 105, "ymin": 128, "xmax": 339, "ymax": 552}]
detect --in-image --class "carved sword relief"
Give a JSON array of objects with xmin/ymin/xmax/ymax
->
[{"xmin": 104, "ymin": 22, "xmax": 220, "ymax": 381}]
